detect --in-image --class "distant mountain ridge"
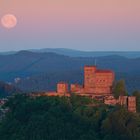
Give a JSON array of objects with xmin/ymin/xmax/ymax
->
[
  {"xmin": 1, "ymin": 48, "xmax": 140, "ymax": 58},
  {"xmin": 0, "ymin": 50, "xmax": 140, "ymax": 93},
  {"xmin": 0, "ymin": 50, "xmax": 138, "ymax": 81}
]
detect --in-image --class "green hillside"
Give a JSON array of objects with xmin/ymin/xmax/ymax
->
[{"xmin": 0, "ymin": 94, "xmax": 140, "ymax": 140}]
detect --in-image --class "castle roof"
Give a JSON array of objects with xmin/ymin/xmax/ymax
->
[{"xmin": 96, "ymin": 70, "xmax": 114, "ymax": 73}]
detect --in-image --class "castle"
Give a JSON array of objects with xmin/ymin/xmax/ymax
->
[{"xmin": 33, "ymin": 66, "xmax": 136, "ymax": 113}]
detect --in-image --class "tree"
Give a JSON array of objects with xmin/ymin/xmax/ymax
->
[
  {"xmin": 0, "ymin": 95, "xmax": 101, "ymax": 140},
  {"xmin": 113, "ymin": 80, "xmax": 128, "ymax": 99},
  {"xmin": 101, "ymin": 107, "xmax": 140, "ymax": 140},
  {"xmin": 1, "ymin": 94, "xmax": 139, "ymax": 140}
]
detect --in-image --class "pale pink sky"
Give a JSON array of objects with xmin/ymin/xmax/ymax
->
[{"xmin": 0, "ymin": 0, "xmax": 140, "ymax": 51}]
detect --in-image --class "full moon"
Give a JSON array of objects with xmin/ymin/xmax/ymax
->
[{"xmin": 1, "ymin": 14, "xmax": 17, "ymax": 29}]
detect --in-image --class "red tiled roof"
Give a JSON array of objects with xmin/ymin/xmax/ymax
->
[{"xmin": 96, "ymin": 70, "xmax": 114, "ymax": 73}]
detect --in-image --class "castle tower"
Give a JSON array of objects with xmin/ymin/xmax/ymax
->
[
  {"xmin": 57, "ymin": 82, "xmax": 69, "ymax": 94},
  {"xmin": 128, "ymin": 96, "xmax": 136, "ymax": 113},
  {"xmin": 84, "ymin": 66, "xmax": 96, "ymax": 93}
]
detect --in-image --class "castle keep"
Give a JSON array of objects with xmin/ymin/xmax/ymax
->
[{"xmin": 71, "ymin": 66, "xmax": 114, "ymax": 95}]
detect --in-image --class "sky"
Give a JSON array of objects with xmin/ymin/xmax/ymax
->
[{"xmin": 0, "ymin": 0, "xmax": 140, "ymax": 51}]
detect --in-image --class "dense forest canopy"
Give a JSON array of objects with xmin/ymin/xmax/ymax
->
[{"xmin": 0, "ymin": 94, "xmax": 140, "ymax": 140}]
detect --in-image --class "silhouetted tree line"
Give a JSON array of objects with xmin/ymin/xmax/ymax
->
[{"xmin": 0, "ymin": 93, "xmax": 140, "ymax": 140}]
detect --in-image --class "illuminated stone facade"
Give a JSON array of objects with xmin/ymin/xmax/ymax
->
[
  {"xmin": 84, "ymin": 66, "xmax": 114, "ymax": 94},
  {"xmin": 104, "ymin": 95, "xmax": 136, "ymax": 113},
  {"xmin": 128, "ymin": 97, "xmax": 136, "ymax": 113},
  {"xmin": 57, "ymin": 82, "xmax": 69, "ymax": 94},
  {"xmin": 71, "ymin": 66, "xmax": 114, "ymax": 96}
]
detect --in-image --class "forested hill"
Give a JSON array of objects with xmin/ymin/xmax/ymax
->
[
  {"xmin": 0, "ymin": 51, "xmax": 140, "ymax": 92},
  {"xmin": 0, "ymin": 95, "xmax": 140, "ymax": 140}
]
